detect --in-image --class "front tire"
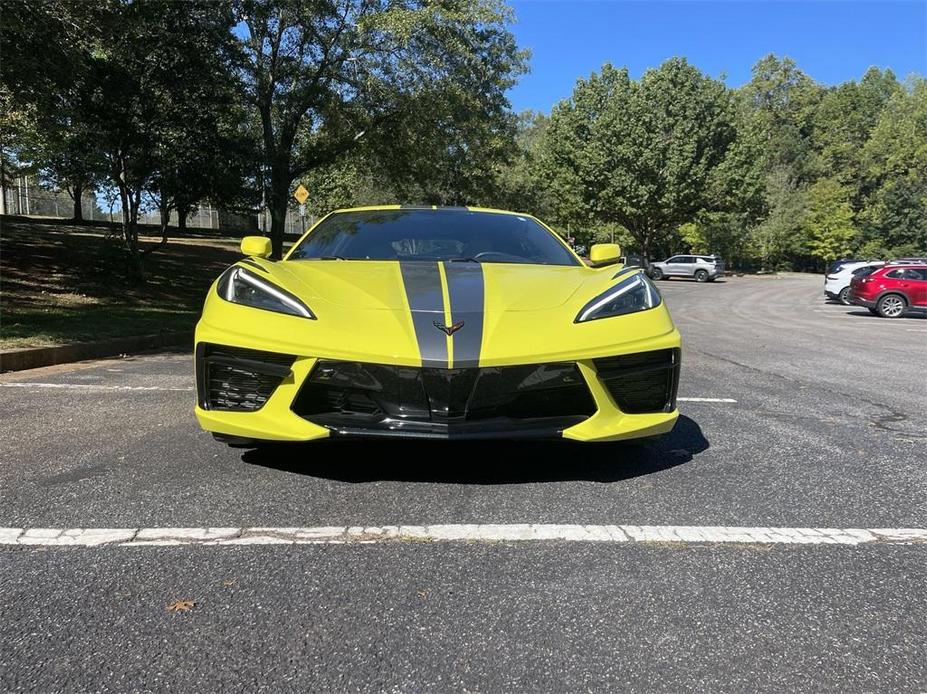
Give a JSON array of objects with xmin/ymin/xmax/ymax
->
[
  {"xmin": 876, "ymin": 293, "xmax": 906, "ymax": 318},
  {"xmin": 651, "ymin": 267, "xmax": 664, "ymax": 280},
  {"xmin": 838, "ymin": 286, "xmax": 850, "ymax": 305},
  {"xmin": 695, "ymin": 269, "xmax": 709, "ymax": 283}
]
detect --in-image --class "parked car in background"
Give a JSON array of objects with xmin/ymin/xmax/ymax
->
[
  {"xmin": 827, "ymin": 258, "xmax": 867, "ymax": 275},
  {"xmin": 848, "ymin": 264, "xmax": 927, "ymax": 317},
  {"xmin": 619, "ymin": 253, "xmax": 653, "ymax": 276},
  {"xmin": 824, "ymin": 261, "xmax": 884, "ymax": 305},
  {"xmin": 650, "ymin": 255, "xmax": 724, "ymax": 282},
  {"xmin": 889, "ymin": 257, "xmax": 927, "ymax": 265}
]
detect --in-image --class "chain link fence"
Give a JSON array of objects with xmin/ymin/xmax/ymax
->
[{"xmin": 1, "ymin": 175, "xmax": 312, "ymax": 236}]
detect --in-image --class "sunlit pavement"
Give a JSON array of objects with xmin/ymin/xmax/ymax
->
[{"xmin": 1, "ymin": 275, "xmax": 925, "ymax": 692}]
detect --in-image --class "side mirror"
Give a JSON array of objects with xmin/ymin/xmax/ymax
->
[
  {"xmin": 589, "ymin": 243, "xmax": 621, "ymax": 267},
  {"xmin": 241, "ymin": 236, "xmax": 272, "ymax": 259}
]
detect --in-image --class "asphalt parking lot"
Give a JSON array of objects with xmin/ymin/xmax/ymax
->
[{"xmin": 1, "ymin": 273, "xmax": 925, "ymax": 692}]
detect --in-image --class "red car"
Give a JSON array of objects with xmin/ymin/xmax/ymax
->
[{"xmin": 848, "ymin": 264, "xmax": 927, "ymax": 318}]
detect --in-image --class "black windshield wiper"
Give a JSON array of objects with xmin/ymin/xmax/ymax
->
[
  {"xmin": 448, "ymin": 257, "xmax": 482, "ymax": 263},
  {"xmin": 318, "ymin": 255, "xmax": 347, "ymax": 260}
]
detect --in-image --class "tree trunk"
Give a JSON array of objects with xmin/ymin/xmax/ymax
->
[
  {"xmin": 268, "ymin": 172, "xmax": 291, "ymax": 259},
  {"xmin": 142, "ymin": 199, "xmax": 171, "ymax": 258},
  {"xmin": 269, "ymin": 199, "xmax": 287, "ymax": 259},
  {"xmin": 71, "ymin": 182, "xmax": 84, "ymax": 222},
  {"xmin": 177, "ymin": 208, "xmax": 188, "ymax": 232},
  {"xmin": 124, "ymin": 189, "xmax": 144, "ymax": 281}
]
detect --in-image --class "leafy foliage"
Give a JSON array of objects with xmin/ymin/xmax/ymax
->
[
  {"xmin": 2, "ymin": 1, "xmax": 924, "ymax": 274},
  {"xmin": 804, "ymin": 178, "xmax": 858, "ymax": 261},
  {"xmin": 530, "ymin": 54, "xmax": 924, "ymax": 268},
  {"xmin": 234, "ymin": 0, "xmax": 527, "ymax": 256}
]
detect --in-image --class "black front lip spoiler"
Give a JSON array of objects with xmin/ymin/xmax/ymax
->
[{"xmin": 314, "ymin": 415, "xmax": 587, "ymax": 441}]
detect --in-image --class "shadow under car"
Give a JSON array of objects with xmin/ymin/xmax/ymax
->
[{"xmin": 239, "ymin": 415, "xmax": 709, "ymax": 485}]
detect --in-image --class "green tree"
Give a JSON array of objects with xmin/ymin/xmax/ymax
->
[
  {"xmin": 235, "ymin": 0, "xmax": 527, "ymax": 258},
  {"xmin": 485, "ymin": 110, "xmax": 551, "ymax": 216},
  {"xmin": 297, "ymin": 154, "xmax": 391, "ymax": 217},
  {"xmin": 679, "ymin": 212, "xmax": 750, "ymax": 265},
  {"xmin": 858, "ymin": 77, "xmax": 927, "ymax": 257},
  {"xmin": 738, "ymin": 55, "xmax": 822, "ymax": 176},
  {"xmin": 81, "ymin": 1, "xmax": 241, "ymax": 273},
  {"xmin": 804, "ymin": 178, "xmax": 858, "ymax": 261},
  {"xmin": 538, "ymin": 59, "xmax": 735, "ymax": 259},
  {"xmin": 0, "ymin": 0, "xmax": 109, "ymax": 219},
  {"xmin": 148, "ymin": 42, "xmax": 255, "ymax": 237},
  {"xmin": 749, "ymin": 167, "xmax": 807, "ymax": 271},
  {"xmin": 734, "ymin": 55, "xmax": 824, "ymax": 269},
  {"xmin": 810, "ymin": 68, "xmax": 900, "ymax": 203}
]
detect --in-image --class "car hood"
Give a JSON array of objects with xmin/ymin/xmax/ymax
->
[
  {"xmin": 206, "ymin": 258, "xmax": 676, "ymax": 367},
  {"xmin": 273, "ymin": 259, "xmax": 592, "ymax": 312}
]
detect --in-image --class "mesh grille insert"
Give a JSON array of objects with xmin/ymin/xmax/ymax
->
[
  {"xmin": 196, "ymin": 344, "xmax": 296, "ymax": 412},
  {"xmin": 291, "ymin": 361, "xmax": 596, "ymax": 425},
  {"xmin": 593, "ymin": 348, "xmax": 680, "ymax": 414}
]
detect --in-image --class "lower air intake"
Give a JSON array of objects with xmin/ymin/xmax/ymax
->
[
  {"xmin": 593, "ymin": 348, "xmax": 680, "ymax": 414},
  {"xmin": 196, "ymin": 343, "xmax": 296, "ymax": 412},
  {"xmin": 291, "ymin": 361, "xmax": 597, "ymax": 439}
]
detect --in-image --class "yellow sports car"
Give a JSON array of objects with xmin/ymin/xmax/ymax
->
[{"xmin": 195, "ymin": 206, "xmax": 680, "ymax": 444}]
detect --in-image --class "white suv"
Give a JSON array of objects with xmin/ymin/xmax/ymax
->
[
  {"xmin": 651, "ymin": 255, "xmax": 724, "ymax": 282},
  {"xmin": 824, "ymin": 261, "xmax": 884, "ymax": 305}
]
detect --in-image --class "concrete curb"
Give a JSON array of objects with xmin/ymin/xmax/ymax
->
[{"xmin": 0, "ymin": 331, "xmax": 191, "ymax": 373}]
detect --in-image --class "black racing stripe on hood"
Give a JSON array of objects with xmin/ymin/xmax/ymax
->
[
  {"xmin": 399, "ymin": 262, "xmax": 448, "ymax": 368},
  {"xmin": 444, "ymin": 262, "xmax": 484, "ymax": 368}
]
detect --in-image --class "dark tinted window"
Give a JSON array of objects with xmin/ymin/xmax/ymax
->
[
  {"xmin": 289, "ymin": 209, "xmax": 580, "ymax": 266},
  {"xmin": 884, "ymin": 269, "xmax": 905, "ymax": 279},
  {"xmin": 852, "ymin": 265, "xmax": 880, "ymax": 277},
  {"xmin": 828, "ymin": 259, "xmax": 861, "ymax": 274},
  {"xmin": 906, "ymin": 268, "xmax": 927, "ymax": 280}
]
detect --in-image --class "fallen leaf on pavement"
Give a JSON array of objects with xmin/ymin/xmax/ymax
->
[{"xmin": 166, "ymin": 599, "xmax": 196, "ymax": 612}]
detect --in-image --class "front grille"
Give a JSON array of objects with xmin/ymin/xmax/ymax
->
[
  {"xmin": 291, "ymin": 360, "xmax": 596, "ymax": 436},
  {"xmin": 593, "ymin": 348, "xmax": 680, "ymax": 414},
  {"xmin": 196, "ymin": 343, "xmax": 296, "ymax": 411}
]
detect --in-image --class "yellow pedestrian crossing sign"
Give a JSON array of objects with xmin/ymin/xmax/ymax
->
[{"xmin": 293, "ymin": 184, "xmax": 309, "ymax": 205}]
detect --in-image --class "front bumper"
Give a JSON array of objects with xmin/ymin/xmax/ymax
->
[
  {"xmin": 194, "ymin": 336, "xmax": 681, "ymax": 444},
  {"xmin": 849, "ymin": 296, "xmax": 876, "ymax": 309},
  {"xmin": 824, "ymin": 278, "xmax": 848, "ymax": 299}
]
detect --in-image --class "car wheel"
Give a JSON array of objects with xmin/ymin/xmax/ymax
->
[
  {"xmin": 838, "ymin": 286, "xmax": 850, "ymax": 305},
  {"xmin": 695, "ymin": 269, "xmax": 709, "ymax": 283},
  {"xmin": 876, "ymin": 293, "xmax": 906, "ymax": 318},
  {"xmin": 651, "ymin": 268, "xmax": 664, "ymax": 280}
]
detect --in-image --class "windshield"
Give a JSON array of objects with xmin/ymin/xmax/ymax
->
[
  {"xmin": 288, "ymin": 209, "xmax": 580, "ymax": 266},
  {"xmin": 852, "ymin": 265, "xmax": 880, "ymax": 277},
  {"xmin": 828, "ymin": 260, "xmax": 859, "ymax": 274}
]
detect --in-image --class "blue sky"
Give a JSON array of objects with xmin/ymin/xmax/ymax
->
[{"xmin": 507, "ymin": 0, "xmax": 927, "ymax": 113}]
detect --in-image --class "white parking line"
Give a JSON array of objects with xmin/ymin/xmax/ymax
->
[
  {"xmin": 676, "ymin": 397, "xmax": 737, "ymax": 403},
  {"xmin": 0, "ymin": 383, "xmax": 738, "ymax": 403},
  {"xmin": 0, "ymin": 383, "xmax": 194, "ymax": 392},
  {"xmin": 1, "ymin": 525, "xmax": 925, "ymax": 547}
]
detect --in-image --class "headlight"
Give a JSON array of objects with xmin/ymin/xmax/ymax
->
[
  {"xmin": 575, "ymin": 271, "xmax": 661, "ymax": 323},
  {"xmin": 217, "ymin": 266, "xmax": 316, "ymax": 319}
]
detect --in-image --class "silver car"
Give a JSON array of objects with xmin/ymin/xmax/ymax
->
[{"xmin": 651, "ymin": 254, "xmax": 724, "ymax": 282}]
